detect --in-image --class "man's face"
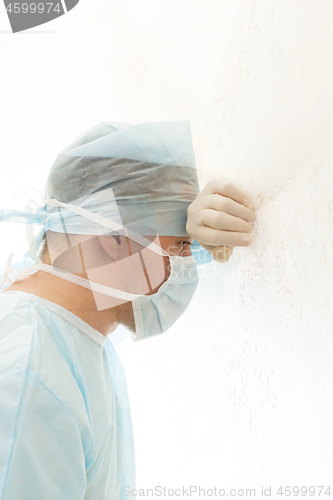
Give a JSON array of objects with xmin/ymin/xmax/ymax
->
[{"xmin": 44, "ymin": 232, "xmax": 195, "ymax": 312}]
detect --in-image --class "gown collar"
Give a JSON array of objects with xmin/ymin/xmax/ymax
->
[{"xmin": 1, "ymin": 290, "xmax": 108, "ymax": 347}]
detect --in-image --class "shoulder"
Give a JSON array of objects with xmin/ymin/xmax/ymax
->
[
  {"xmin": 0, "ymin": 292, "xmax": 36, "ymax": 368},
  {"xmin": 0, "ymin": 292, "xmax": 87, "ymax": 418}
]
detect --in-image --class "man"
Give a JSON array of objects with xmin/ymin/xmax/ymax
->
[{"xmin": 0, "ymin": 121, "xmax": 255, "ymax": 500}]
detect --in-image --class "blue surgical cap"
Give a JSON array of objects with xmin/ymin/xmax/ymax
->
[{"xmin": 45, "ymin": 120, "xmax": 200, "ymax": 237}]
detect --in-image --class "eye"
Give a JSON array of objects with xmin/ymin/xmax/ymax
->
[{"xmin": 181, "ymin": 241, "xmax": 193, "ymax": 247}]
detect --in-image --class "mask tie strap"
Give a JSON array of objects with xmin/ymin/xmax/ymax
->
[
  {"xmin": 45, "ymin": 199, "xmax": 170, "ymax": 258},
  {"xmin": 0, "ymin": 190, "xmax": 47, "ymax": 289},
  {"xmin": 33, "ymin": 262, "xmax": 143, "ymax": 301}
]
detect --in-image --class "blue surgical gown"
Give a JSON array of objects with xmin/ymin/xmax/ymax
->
[
  {"xmin": 0, "ymin": 289, "xmax": 136, "ymax": 500},
  {"xmin": 0, "ymin": 247, "xmax": 212, "ymax": 499}
]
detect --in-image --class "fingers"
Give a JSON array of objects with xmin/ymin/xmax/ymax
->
[
  {"xmin": 212, "ymin": 246, "xmax": 233, "ymax": 263},
  {"xmin": 186, "ymin": 178, "xmax": 256, "ymax": 251},
  {"xmin": 205, "ymin": 193, "xmax": 256, "ymax": 223},
  {"xmin": 193, "ymin": 225, "xmax": 254, "ymax": 247},
  {"xmin": 202, "ymin": 179, "xmax": 255, "ymax": 213},
  {"xmin": 200, "ymin": 208, "xmax": 253, "ymax": 233}
]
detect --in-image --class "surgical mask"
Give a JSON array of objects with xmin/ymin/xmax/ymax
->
[
  {"xmin": 131, "ymin": 254, "xmax": 199, "ymax": 341},
  {"xmin": 0, "ymin": 194, "xmax": 199, "ymax": 341}
]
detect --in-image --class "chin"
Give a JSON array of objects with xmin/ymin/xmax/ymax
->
[{"xmin": 123, "ymin": 322, "xmax": 136, "ymax": 335}]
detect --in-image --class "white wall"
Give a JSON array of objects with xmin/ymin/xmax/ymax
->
[{"xmin": 1, "ymin": 0, "xmax": 332, "ymax": 495}]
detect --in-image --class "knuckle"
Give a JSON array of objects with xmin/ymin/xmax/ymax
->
[
  {"xmin": 223, "ymin": 181, "xmax": 234, "ymax": 191},
  {"xmin": 205, "ymin": 179, "xmax": 216, "ymax": 191},
  {"xmin": 186, "ymin": 221, "xmax": 193, "ymax": 235},
  {"xmin": 187, "ymin": 203, "xmax": 194, "ymax": 214},
  {"xmin": 187, "ymin": 204, "xmax": 197, "ymax": 220}
]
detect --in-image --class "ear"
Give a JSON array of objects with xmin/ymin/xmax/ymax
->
[{"xmin": 97, "ymin": 234, "xmax": 128, "ymax": 262}]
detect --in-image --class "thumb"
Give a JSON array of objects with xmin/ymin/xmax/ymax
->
[{"xmin": 197, "ymin": 241, "xmax": 234, "ymax": 263}]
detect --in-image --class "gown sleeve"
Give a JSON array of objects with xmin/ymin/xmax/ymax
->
[{"xmin": 0, "ymin": 318, "xmax": 87, "ymax": 500}]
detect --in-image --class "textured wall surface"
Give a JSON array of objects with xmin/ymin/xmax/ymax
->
[
  {"xmin": 112, "ymin": 0, "xmax": 333, "ymax": 492},
  {"xmin": 0, "ymin": 0, "xmax": 332, "ymax": 495}
]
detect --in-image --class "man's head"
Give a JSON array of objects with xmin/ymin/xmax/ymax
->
[{"xmin": 30, "ymin": 120, "xmax": 201, "ymax": 332}]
